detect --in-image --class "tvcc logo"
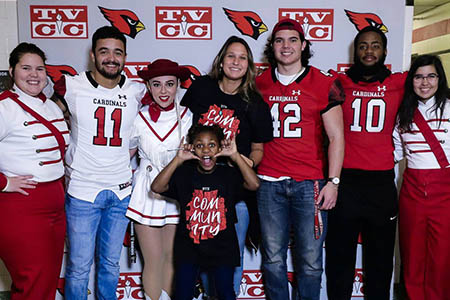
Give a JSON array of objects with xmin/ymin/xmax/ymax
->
[
  {"xmin": 237, "ymin": 270, "xmax": 265, "ymax": 299},
  {"xmin": 279, "ymin": 8, "xmax": 334, "ymax": 41},
  {"xmin": 155, "ymin": 7, "xmax": 212, "ymax": 39},
  {"xmin": 352, "ymin": 268, "xmax": 365, "ymax": 297},
  {"xmin": 116, "ymin": 272, "xmax": 144, "ymax": 299},
  {"xmin": 123, "ymin": 62, "xmax": 150, "ymax": 83},
  {"xmin": 30, "ymin": 5, "xmax": 88, "ymax": 39}
]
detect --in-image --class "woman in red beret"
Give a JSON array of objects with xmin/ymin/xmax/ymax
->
[{"xmin": 126, "ymin": 59, "xmax": 192, "ymax": 300}]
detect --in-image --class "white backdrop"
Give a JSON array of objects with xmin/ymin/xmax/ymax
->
[{"xmin": 0, "ymin": 0, "xmax": 412, "ymax": 299}]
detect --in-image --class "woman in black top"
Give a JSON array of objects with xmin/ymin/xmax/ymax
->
[{"xmin": 181, "ymin": 35, "xmax": 273, "ymax": 296}]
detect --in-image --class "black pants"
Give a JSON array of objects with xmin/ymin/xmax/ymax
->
[
  {"xmin": 173, "ymin": 263, "xmax": 235, "ymax": 300},
  {"xmin": 325, "ymin": 168, "xmax": 398, "ymax": 300}
]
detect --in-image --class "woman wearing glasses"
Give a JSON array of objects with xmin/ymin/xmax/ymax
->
[{"xmin": 394, "ymin": 54, "xmax": 450, "ymax": 300}]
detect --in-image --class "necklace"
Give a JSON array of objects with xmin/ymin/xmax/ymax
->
[{"xmin": 219, "ymin": 80, "xmax": 239, "ymax": 95}]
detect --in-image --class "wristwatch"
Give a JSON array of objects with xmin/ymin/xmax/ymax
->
[{"xmin": 327, "ymin": 177, "xmax": 340, "ymax": 185}]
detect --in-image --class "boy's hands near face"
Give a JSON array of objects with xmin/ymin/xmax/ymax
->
[
  {"xmin": 176, "ymin": 137, "xmax": 199, "ymax": 163},
  {"xmin": 215, "ymin": 137, "xmax": 239, "ymax": 161}
]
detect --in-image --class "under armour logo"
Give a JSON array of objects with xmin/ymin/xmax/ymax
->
[
  {"xmin": 118, "ymin": 94, "xmax": 127, "ymax": 99},
  {"xmin": 377, "ymin": 86, "xmax": 386, "ymax": 92},
  {"xmin": 292, "ymin": 90, "xmax": 301, "ymax": 96}
]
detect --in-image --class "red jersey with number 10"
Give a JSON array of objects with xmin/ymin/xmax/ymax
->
[
  {"xmin": 256, "ymin": 66, "xmax": 342, "ymax": 181},
  {"xmin": 335, "ymin": 71, "xmax": 407, "ymax": 170}
]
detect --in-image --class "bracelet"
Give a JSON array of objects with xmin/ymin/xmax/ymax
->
[{"xmin": 1, "ymin": 177, "xmax": 9, "ymax": 192}]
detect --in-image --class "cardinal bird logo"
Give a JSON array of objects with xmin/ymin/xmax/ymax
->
[
  {"xmin": 46, "ymin": 65, "xmax": 77, "ymax": 83},
  {"xmin": 223, "ymin": 8, "xmax": 268, "ymax": 40},
  {"xmin": 345, "ymin": 10, "xmax": 388, "ymax": 33},
  {"xmin": 99, "ymin": 6, "xmax": 145, "ymax": 38}
]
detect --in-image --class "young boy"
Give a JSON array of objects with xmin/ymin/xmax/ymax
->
[{"xmin": 151, "ymin": 124, "xmax": 259, "ymax": 300}]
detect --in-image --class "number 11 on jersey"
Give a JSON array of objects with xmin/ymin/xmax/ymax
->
[{"xmin": 93, "ymin": 107, "xmax": 123, "ymax": 146}]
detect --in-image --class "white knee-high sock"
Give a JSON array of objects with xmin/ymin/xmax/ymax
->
[
  {"xmin": 144, "ymin": 292, "xmax": 153, "ymax": 300},
  {"xmin": 159, "ymin": 290, "xmax": 171, "ymax": 300}
]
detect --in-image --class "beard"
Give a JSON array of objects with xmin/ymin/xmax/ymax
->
[
  {"xmin": 94, "ymin": 58, "xmax": 123, "ymax": 80},
  {"xmin": 353, "ymin": 53, "xmax": 387, "ymax": 77}
]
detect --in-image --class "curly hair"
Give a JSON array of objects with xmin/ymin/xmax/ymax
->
[{"xmin": 187, "ymin": 124, "xmax": 225, "ymax": 144}]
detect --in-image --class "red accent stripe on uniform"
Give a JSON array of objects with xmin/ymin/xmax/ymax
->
[
  {"xmin": 405, "ymin": 141, "xmax": 428, "ymax": 144},
  {"xmin": 34, "ymin": 130, "xmax": 69, "ymax": 139},
  {"xmin": 26, "ymin": 118, "xmax": 65, "ymax": 126},
  {"xmin": 127, "ymin": 207, "xmax": 179, "ymax": 219},
  {"xmin": 37, "ymin": 146, "xmax": 60, "ymax": 152},
  {"xmin": 427, "ymin": 118, "xmax": 450, "ymax": 123},
  {"xmin": 139, "ymin": 107, "xmax": 188, "ymax": 142},
  {"xmin": 410, "ymin": 149, "xmax": 432, "ymax": 154},
  {"xmin": 40, "ymin": 158, "xmax": 63, "ymax": 165}
]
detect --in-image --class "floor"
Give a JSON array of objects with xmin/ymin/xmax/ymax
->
[{"xmin": 0, "ymin": 288, "xmax": 408, "ymax": 300}]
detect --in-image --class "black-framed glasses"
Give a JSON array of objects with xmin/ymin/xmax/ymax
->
[{"xmin": 413, "ymin": 73, "xmax": 439, "ymax": 82}]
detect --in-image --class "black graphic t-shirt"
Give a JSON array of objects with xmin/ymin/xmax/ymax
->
[
  {"xmin": 163, "ymin": 162, "xmax": 242, "ymax": 267},
  {"xmin": 181, "ymin": 75, "xmax": 273, "ymax": 157}
]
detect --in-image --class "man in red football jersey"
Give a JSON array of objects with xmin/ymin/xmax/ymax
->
[
  {"xmin": 325, "ymin": 26, "xmax": 407, "ymax": 300},
  {"xmin": 255, "ymin": 19, "xmax": 345, "ymax": 300}
]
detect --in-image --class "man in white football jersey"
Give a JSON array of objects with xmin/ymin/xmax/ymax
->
[{"xmin": 53, "ymin": 26, "xmax": 146, "ymax": 300}]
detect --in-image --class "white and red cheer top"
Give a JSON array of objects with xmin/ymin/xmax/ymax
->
[
  {"xmin": 0, "ymin": 86, "xmax": 69, "ymax": 189},
  {"xmin": 53, "ymin": 72, "xmax": 146, "ymax": 202},
  {"xmin": 394, "ymin": 97, "xmax": 450, "ymax": 169}
]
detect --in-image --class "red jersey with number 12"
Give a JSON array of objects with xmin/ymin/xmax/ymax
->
[
  {"xmin": 256, "ymin": 66, "xmax": 342, "ymax": 181},
  {"xmin": 336, "ymin": 71, "xmax": 407, "ymax": 170}
]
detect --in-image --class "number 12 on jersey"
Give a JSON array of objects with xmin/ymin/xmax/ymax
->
[
  {"xmin": 271, "ymin": 102, "xmax": 302, "ymax": 138},
  {"xmin": 93, "ymin": 107, "xmax": 123, "ymax": 146}
]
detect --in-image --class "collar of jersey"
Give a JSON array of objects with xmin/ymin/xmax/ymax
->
[
  {"xmin": 86, "ymin": 71, "xmax": 126, "ymax": 89},
  {"xmin": 271, "ymin": 65, "xmax": 310, "ymax": 84},
  {"xmin": 346, "ymin": 64, "xmax": 391, "ymax": 84}
]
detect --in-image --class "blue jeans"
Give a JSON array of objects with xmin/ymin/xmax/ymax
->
[
  {"xmin": 234, "ymin": 200, "xmax": 249, "ymax": 296},
  {"xmin": 64, "ymin": 191, "xmax": 130, "ymax": 300},
  {"xmin": 257, "ymin": 179, "xmax": 327, "ymax": 300}
]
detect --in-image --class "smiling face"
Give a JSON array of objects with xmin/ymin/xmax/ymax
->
[
  {"xmin": 147, "ymin": 75, "xmax": 178, "ymax": 108},
  {"xmin": 193, "ymin": 131, "xmax": 221, "ymax": 173},
  {"xmin": 355, "ymin": 31, "xmax": 386, "ymax": 67},
  {"xmin": 413, "ymin": 64, "xmax": 439, "ymax": 102},
  {"xmin": 10, "ymin": 53, "xmax": 47, "ymax": 97},
  {"xmin": 222, "ymin": 42, "xmax": 249, "ymax": 82},
  {"xmin": 91, "ymin": 38, "xmax": 126, "ymax": 80},
  {"xmin": 273, "ymin": 29, "xmax": 306, "ymax": 70}
]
